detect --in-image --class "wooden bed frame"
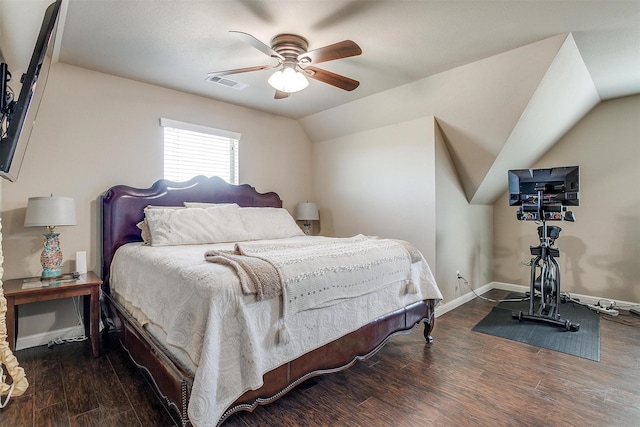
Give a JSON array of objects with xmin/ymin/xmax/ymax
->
[{"xmin": 101, "ymin": 176, "xmax": 436, "ymax": 426}]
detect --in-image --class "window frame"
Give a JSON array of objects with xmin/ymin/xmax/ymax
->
[{"xmin": 160, "ymin": 117, "xmax": 240, "ymax": 184}]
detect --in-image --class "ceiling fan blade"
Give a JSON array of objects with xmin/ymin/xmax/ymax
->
[
  {"xmin": 230, "ymin": 31, "xmax": 284, "ymax": 60},
  {"xmin": 298, "ymin": 40, "xmax": 362, "ymax": 65},
  {"xmin": 303, "ymin": 66, "xmax": 360, "ymax": 91},
  {"xmin": 274, "ymin": 90, "xmax": 289, "ymax": 99},
  {"xmin": 206, "ymin": 64, "xmax": 276, "ymax": 79}
]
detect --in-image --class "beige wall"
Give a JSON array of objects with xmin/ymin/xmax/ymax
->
[
  {"xmin": 435, "ymin": 123, "xmax": 493, "ymax": 302},
  {"xmin": 493, "ymin": 95, "xmax": 640, "ymax": 303},
  {"xmin": 1, "ymin": 63, "xmax": 313, "ymax": 344},
  {"xmin": 311, "ymin": 116, "xmax": 495, "ymax": 304},
  {"xmin": 311, "ymin": 117, "xmax": 437, "ymax": 269}
]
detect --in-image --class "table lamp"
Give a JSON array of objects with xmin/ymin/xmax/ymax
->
[
  {"xmin": 24, "ymin": 195, "xmax": 77, "ymax": 279},
  {"xmin": 296, "ymin": 202, "xmax": 319, "ymax": 236}
]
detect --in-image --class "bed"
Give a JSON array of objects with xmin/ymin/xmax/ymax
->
[{"xmin": 100, "ymin": 175, "xmax": 442, "ymax": 426}]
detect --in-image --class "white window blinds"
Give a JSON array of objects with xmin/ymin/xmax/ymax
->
[{"xmin": 160, "ymin": 118, "xmax": 239, "ymax": 184}]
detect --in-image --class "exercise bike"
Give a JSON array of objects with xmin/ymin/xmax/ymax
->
[{"xmin": 511, "ymin": 187, "xmax": 580, "ymax": 332}]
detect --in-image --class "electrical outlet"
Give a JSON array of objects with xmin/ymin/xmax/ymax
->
[{"xmin": 456, "ymin": 270, "xmax": 461, "ymax": 279}]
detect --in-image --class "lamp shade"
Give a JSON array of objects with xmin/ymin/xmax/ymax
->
[
  {"xmin": 24, "ymin": 196, "xmax": 77, "ymax": 227},
  {"xmin": 296, "ymin": 202, "xmax": 319, "ymax": 221}
]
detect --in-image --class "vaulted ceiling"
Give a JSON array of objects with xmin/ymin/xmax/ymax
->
[{"xmin": 1, "ymin": 1, "xmax": 638, "ymax": 203}]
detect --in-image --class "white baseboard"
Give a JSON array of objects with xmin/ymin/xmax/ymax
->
[
  {"xmin": 434, "ymin": 281, "xmax": 640, "ymax": 319},
  {"xmin": 490, "ymin": 281, "xmax": 528, "ymax": 294},
  {"xmin": 16, "ymin": 324, "xmax": 86, "ymax": 351},
  {"xmin": 435, "ymin": 282, "xmax": 495, "ymax": 317},
  {"xmin": 492, "ymin": 281, "xmax": 640, "ymax": 307}
]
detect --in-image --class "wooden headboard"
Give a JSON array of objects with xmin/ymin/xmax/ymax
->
[{"xmin": 100, "ymin": 175, "xmax": 283, "ymax": 288}]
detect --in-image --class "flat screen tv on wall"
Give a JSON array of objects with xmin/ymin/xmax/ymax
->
[{"xmin": 0, "ymin": 0, "xmax": 62, "ymax": 182}]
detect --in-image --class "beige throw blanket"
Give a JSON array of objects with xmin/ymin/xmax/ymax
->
[
  {"xmin": 203, "ymin": 250, "xmax": 281, "ymax": 300},
  {"xmin": 205, "ymin": 235, "xmax": 416, "ymax": 343}
]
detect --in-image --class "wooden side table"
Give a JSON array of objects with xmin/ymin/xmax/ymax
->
[{"xmin": 3, "ymin": 271, "xmax": 102, "ymax": 357}]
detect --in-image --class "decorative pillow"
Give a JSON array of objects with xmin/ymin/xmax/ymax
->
[
  {"xmin": 136, "ymin": 220, "xmax": 152, "ymax": 245},
  {"xmin": 144, "ymin": 204, "xmax": 250, "ymax": 246},
  {"xmin": 147, "ymin": 205, "xmax": 185, "ymax": 209},
  {"xmin": 137, "ymin": 206, "xmax": 185, "ymax": 245},
  {"xmin": 184, "ymin": 202, "xmax": 239, "ymax": 208},
  {"xmin": 239, "ymin": 207, "xmax": 305, "ymax": 240}
]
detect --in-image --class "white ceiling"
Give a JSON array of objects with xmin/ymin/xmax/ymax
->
[
  {"xmin": 0, "ymin": 0, "xmax": 638, "ymax": 204},
  {"xmin": 1, "ymin": 0, "xmax": 639, "ymax": 121}
]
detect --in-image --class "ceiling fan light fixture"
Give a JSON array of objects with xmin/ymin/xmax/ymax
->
[{"xmin": 268, "ymin": 66, "xmax": 309, "ymax": 93}]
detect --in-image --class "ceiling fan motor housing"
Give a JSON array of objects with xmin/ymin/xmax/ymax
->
[{"xmin": 271, "ymin": 34, "xmax": 309, "ymax": 64}]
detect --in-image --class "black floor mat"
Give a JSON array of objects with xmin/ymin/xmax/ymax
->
[{"xmin": 472, "ymin": 293, "xmax": 600, "ymax": 361}]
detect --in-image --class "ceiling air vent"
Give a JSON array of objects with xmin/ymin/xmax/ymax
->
[{"xmin": 206, "ymin": 75, "xmax": 248, "ymax": 90}]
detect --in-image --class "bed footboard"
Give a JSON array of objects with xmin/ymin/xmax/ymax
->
[
  {"xmin": 223, "ymin": 299, "xmax": 435, "ymax": 422},
  {"xmin": 105, "ymin": 296, "xmax": 435, "ymax": 426}
]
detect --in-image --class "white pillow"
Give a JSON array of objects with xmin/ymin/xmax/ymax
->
[
  {"xmin": 239, "ymin": 207, "xmax": 305, "ymax": 240},
  {"xmin": 144, "ymin": 204, "xmax": 250, "ymax": 246},
  {"xmin": 147, "ymin": 205, "xmax": 185, "ymax": 209},
  {"xmin": 184, "ymin": 202, "xmax": 238, "ymax": 208},
  {"xmin": 136, "ymin": 220, "xmax": 152, "ymax": 245},
  {"xmin": 138, "ymin": 205, "xmax": 185, "ymax": 245}
]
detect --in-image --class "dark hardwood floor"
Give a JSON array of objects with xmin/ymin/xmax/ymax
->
[{"xmin": 2, "ymin": 289, "xmax": 639, "ymax": 426}]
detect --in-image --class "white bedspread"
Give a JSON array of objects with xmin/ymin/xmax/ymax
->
[{"xmin": 110, "ymin": 236, "xmax": 442, "ymax": 426}]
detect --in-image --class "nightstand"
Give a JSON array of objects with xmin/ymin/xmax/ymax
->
[{"xmin": 3, "ymin": 271, "xmax": 102, "ymax": 357}]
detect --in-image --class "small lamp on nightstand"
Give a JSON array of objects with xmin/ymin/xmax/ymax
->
[
  {"xmin": 296, "ymin": 202, "xmax": 319, "ymax": 236},
  {"xmin": 24, "ymin": 195, "xmax": 77, "ymax": 279}
]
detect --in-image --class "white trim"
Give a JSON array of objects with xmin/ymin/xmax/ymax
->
[
  {"xmin": 492, "ymin": 281, "xmax": 640, "ymax": 307},
  {"xmin": 490, "ymin": 281, "xmax": 528, "ymax": 294},
  {"xmin": 435, "ymin": 281, "xmax": 640, "ymax": 319},
  {"xmin": 16, "ymin": 324, "xmax": 85, "ymax": 351},
  {"xmin": 159, "ymin": 118, "xmax": 241, "ymax": 140},
  {"xmin": 435, "ymin": 282, "xmax": 495, "ymax": 317}
]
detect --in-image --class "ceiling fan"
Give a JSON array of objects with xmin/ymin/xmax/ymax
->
[{"xmin": 206, "ymin": 31, "xmax": 362, "ymax": 99}]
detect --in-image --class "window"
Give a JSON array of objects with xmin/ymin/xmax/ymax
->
[{"xmin": 160, "ymin": 118, "xmax": 239, "ymax": 184}]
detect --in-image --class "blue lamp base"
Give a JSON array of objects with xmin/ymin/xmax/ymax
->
[
  {"xmin": 41, "ymin": 232, "xmax": 63, "ymax": 278},
  {"xmin": 302, "ymin": 222, "xmax": 312, "ymax": 235}
]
